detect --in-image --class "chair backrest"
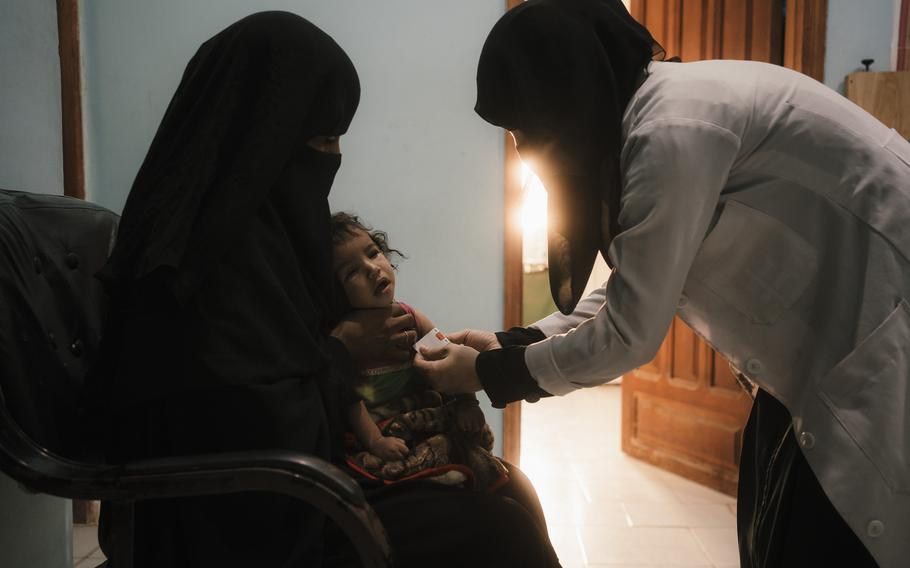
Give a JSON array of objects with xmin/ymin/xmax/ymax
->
[{"xmin": 0, "ymin": 188, "xmax": 118, "ymax": 460}]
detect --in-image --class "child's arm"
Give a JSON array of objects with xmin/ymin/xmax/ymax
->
[{"xmin": 345, "ymin": 401, "xmax": 409, "ymax": 460}]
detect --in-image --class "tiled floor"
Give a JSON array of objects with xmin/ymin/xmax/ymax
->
[
  {"xmin": 521, "ymin": 384, "xmax": 741, "ymax": 568},
  {"xmin": 72, "ymin": 525, "xmax": 105, "ymax": 567}
]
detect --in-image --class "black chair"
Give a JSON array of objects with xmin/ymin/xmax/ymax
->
[{"xmin": 0, "ymin": 188, "xmax": 391, "ymax": 567}]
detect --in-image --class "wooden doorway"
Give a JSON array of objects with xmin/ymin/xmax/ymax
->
[
  {"xmin": 57, "ymin": 0, "xmax": 96, "ymax": 523},
  {"xmin": 57, "ymin": 0, "xmax": 85, "ymax": 200},
  {"xmin": 500, "ymin": 1, "xmax": 828, "ymax": 494}
]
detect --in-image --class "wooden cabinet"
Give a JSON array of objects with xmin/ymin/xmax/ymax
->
[{"xmin": 846, "ymin": 71, "xmax": 910, "ymax": 140}]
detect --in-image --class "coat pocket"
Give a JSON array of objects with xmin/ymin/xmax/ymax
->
[
  {"xmin": 689, "ymin": 200, "xmax": 818, "ymax": 324},
  {"xmin": 819, "ymin": 300, "xmax": 910, "ymax": 494}
]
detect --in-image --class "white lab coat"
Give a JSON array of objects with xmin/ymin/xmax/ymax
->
[{"xmin": 525, "ymin": 60, "xmax": 910, "ymax": 568}]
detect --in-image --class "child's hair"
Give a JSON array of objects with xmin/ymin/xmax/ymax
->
[{"xmin": 331, "ymin": 212, "xmax": 406, "ymax": 268}]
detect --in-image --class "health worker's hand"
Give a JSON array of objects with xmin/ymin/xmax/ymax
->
[
  {"xmin": 413, "ymin": 343, "xmax": 482, "ymax": 395},
  {"xmin": 447, "ymin": 329, "xmax": 501, "ymax": 352},
  {"xmin": 330, "ymin": 305, "xmax": 416, "ymax": 364}
]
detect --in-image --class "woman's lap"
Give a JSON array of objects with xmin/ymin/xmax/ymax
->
[
  {"xmin": 366, "ymin": 479, "xmax": 557, "ymax": 567},
  {"xmin": 326, "ymin": 462, "xmax": 559, "ymax": 567}
]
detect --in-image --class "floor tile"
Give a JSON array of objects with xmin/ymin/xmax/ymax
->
[
  {"xmin": 521, "ymin": 385, "xmax": 744, "ymax": 567},
  {"xmin": 624, "ymin": 501, "xmax": 736, "ymax": 528},
  {"xmin": 586, "ymin": 565, "xmax": 712, "ymax": 568},
  {"xmin": 546, "ymin": 525, "xmax": 587, "ymax": 568},
  {"xmin": 578, "ymin": 526, "xmax": 711, "ymax": 565},
  {"xmin": 657, "ymin": 470, "xmax": 738, "ymax": 506},
  {"xmin": 539, "ymin": 496, "xmax": 632, "ymax": 526},
  {"xmin": 584, "ymin": 476, "xmax": 681, "ymax": 504},
  {"xmin": 72, "ymin": 525, "xmax": 101, "ymax": 560},
  {"xmin": 692, "ymin": 527, "xmax": 740, "ymax": 566}
]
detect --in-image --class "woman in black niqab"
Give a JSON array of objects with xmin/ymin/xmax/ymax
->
[
  {"xmin": 94, "ymin": 10, "xmax": 559, "ymax": 568},
  {"xmin": 475, "ymin": 0, "xmax": 664, "ymax": 315},
  {"xmin": 93, "ymin": 11, "xmax": 361, "ymax": 567}
]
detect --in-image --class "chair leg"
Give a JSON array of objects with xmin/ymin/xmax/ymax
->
[{"xmin": 108, "ymin": 500, "xmax": 135, "ymax": 568}]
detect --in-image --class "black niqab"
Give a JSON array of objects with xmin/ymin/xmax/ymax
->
[
  {"xmin": 475, "ymin": 0, "xmax": 663, "ymax": 314},
  {"xmin": 98, "ymin": 11, "xmax": 360, "ymax": 401}
]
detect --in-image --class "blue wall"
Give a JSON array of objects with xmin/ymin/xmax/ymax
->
[
  {"xmin": 0, "ymin": 0, "xmax": 64, "ymax": 194},
  {"xmin": 80, "ymin": 0, "xmax": 506, "ymax": 452},
  {"xmin": 0, "ymin": 474, "xmax": 73, "ymax": 568},
  {"xmin": 824, "ymin": 0, "xmax": 901, "ymax": 93},
  {"xmin": 0, "ymin": 1, "xmax": 73, "ymax": 567}
]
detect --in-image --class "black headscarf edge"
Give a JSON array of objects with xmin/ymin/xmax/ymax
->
[
  {"xmin": 475, "ymin": 0, "xmax": 664, "ymax": 313},
  {"xmin": 100, "ymin": 11, "xmax": 361, "ymax": 304}
]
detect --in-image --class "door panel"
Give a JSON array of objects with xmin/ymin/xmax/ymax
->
[
  {"xmin": 634, "ymin": 0, "xmax": 782, "ymax": 63},
  {"xmin": 622, "ymin": 0, "xmax": 783, "ymax": 496},
  {"xmin": 622, "ymin": 318, "xmax": 754, "ymax": 495}
]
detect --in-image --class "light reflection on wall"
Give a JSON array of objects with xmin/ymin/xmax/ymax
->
[
  {"xmin": 519, "ymin": 161, "xmax": 612, "ymax": 304},
  {"xmin": 520, "ymin": 162, "xmax": 549, "ymax": 272}
]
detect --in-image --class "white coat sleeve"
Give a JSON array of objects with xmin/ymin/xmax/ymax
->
[
  {"xmin": 524, "ymin": 118, "xmax": 742, "ymax": 396},
  {"xmin": 532, "ymin": 283, "xmax": 607, "ymax": 337}
]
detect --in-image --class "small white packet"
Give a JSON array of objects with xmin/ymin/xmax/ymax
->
[{"xmin": 414, "ymin": 327, "xmax": 450, "ymax": 353}]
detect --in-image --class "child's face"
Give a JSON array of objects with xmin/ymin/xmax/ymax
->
[{"xmin": 333, "ymin": 229, "xmax": 396, "ymax": 308}]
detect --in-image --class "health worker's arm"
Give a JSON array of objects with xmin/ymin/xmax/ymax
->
[{"xmin": 478, "ymin": 119, "xmax": 742, "ymax": 406}]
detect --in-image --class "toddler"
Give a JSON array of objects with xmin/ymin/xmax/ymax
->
[{"xmin": 331, "ymin": 212, "xmax": 507, "ymax": 490}]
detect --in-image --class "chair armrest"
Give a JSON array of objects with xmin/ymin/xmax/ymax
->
[
  {"xmin": 114, "ymin": 451, "xmax": 391, "ymax": 567},
  {"xmin": 0, "ymin": 416, "xmax": 392, "ymax": 567}
]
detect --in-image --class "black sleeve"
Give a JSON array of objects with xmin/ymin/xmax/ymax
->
[
  {"xmin": 495, "ymin": 326, "xmax": 546, "ymax": 348},
  {"xmin": 476, "ymin": 345, "xmax": 551, "ymax": 409},
  {"xmin": 322, "ymin": 336, "xmax": 363, "ymax": 405},
  {"xmin": 451, "ymin": 392, "xmax": 481, "ymax": 407},
  {"xmin": 318, "ymin": 336, "xmax": 364, "ymax": 462}
]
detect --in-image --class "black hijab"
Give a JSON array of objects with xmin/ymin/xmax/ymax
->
[
  {"xmin": 475, "ymin": 0, "xmax": 663, "ymax": 314},
  {"xmin": 98, "ymin": 11, "xmax": 360, "ymax": 402}
]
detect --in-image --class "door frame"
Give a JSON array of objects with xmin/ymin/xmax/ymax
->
[
  {"xmin": 57, "ymin": 0, "xmax": 85, "ymax": 200},
  {"xmin": 57, "ymin": 0, "xmax": 95, "ymax": 524},
  {"xmin": 500, "ymin": 0, "xmax": 525, "ymax": 468},
  {"xmin": 499, "ymin": 0, "xmax": 828, "ymax": 466},
  {"xmin": 898, "ymin": 0, "xmax": 909, "ymax": 71}
]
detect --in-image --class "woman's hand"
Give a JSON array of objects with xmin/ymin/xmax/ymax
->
[
  {"xmin": 413, "ymin": 343, "xmax": 482, "ymax": 394},
  {"xmin": 368, "ymin": 436, "xmax": 409, "ymax": 461},
  {"xmin": 331, "ymin": 305, "xmax": 416, "ymax": 363},
  {"xmin": 447, "ymin": 329, "xmax": 501, "ymax": 352}
]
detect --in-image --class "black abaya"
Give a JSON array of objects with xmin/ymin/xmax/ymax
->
[
  {"xmin": 92, "ymin": 11, "xmax": 361, "ymax": 567},
  {"xmin": 737, "ymin": 390, "xmax": 878, "ymax": 568}
]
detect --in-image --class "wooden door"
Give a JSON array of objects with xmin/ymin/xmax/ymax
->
[{"xmin": 620, "ymin": 0, "xmax": 784, "ymax": 496}]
